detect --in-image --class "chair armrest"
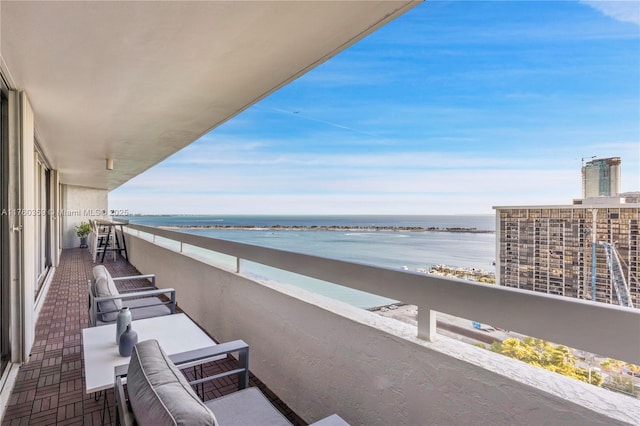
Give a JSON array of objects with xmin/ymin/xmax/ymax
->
[
  {"xmin": 114, "ymin": 340, "xmax": 250, "ymax": 393},
  {"xmin": 171, "ymin": 340, "xmax": 247, "ymax": 366},
  {"xmin": 113, "ymin": 274, "xmax": 156, "ymax": 287},
  {"xmin": 91, "ymin": 289, "xmax": 177, "ymax": 325},
  {"xmin": 113, "ymin": 341, "xmax": 247, "ymax": 378},
  {"xmin": 94, "ymin": 288, "xmax": 175, "ymax": 302},
  {"xmin": 170, "ymin": 340, "xmax": 249, "ymax": 390},
  {"xmin": 120, "ymin": 286, "xmax": 156, "ymax": 293}
]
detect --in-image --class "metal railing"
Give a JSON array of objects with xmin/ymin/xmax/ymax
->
[{"xmin": 123, "ymin": 223, "xmax": 640, "ymax": 365}]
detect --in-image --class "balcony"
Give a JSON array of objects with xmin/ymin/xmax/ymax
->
[
  {"xmin": 124, "ymin": 224, "xmax": 640, "ymax": 423},
  {"xmin": 1, "ymin": 249, "xmax": 303, "ymax": 426},
  {"xmin": 3, "ymin": 1, "xmax": 638, "ymax": 424},
  {"xmin": 3, "ymin": 225, "xmax": 640, "ymax": 425}
]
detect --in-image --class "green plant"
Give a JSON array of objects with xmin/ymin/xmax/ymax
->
[
  {"xmin": 75, "ymin": 221, "xmax": 91, "ymax": 238},
  {"xmin": 488, "ymin": 337, "xmax": 603, "ymax": 386}
]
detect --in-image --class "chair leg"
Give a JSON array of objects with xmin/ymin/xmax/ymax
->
[{"xmin": 92, "ymin": 233, "xmax": 98, "ymax": 262}]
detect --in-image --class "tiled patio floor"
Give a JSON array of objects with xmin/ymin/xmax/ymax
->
[{"xmin": 2, "ymin": 248, "xmax": 305, "ymax": 425}]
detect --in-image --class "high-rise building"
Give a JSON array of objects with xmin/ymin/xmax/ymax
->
[
  {"xmin": 582, "ymin": 156, "xmax": 621, "ymax": 198},
  {"xmin": 494, "ymin": 203, "xmax": 639, "ymax": 306},
  {"xmin": 495, "ymin": 157, "xmax": 638, "ymax": 307}
]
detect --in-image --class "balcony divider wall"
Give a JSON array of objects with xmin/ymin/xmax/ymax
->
[{"xmin": 60, "ymin": 185, "xmax": 108, "ymax": 249}]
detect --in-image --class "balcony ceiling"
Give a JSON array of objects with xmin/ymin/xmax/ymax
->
[{"xmin": 0, "ymin": 1, "xmax": 418, "ymax": 190}]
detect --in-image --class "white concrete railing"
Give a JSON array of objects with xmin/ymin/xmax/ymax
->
[{"xmin": 124, "ymin": 223, "xmax": 640, "ymax": 365}]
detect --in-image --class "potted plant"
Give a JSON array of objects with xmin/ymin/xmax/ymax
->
[{"xmin": 75, "ymin": 221, "xmax": 91, "ymax": 248}]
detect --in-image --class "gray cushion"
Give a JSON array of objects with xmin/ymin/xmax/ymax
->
[
  {"xmin": 204, "ymin": 387, "xmax": 291, "ymax": 426},
  {"xmin": 128, "ymin": 339, "xmax": 217, "ymax": 426},
  {"xmin": 92, "ymin": 265, "xmax": 122, "ymax": 322}
]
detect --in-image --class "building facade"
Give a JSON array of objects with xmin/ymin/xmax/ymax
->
[
  {"xmin": 495, "ymin": 204, "xmax": 639, "ymax": 307},
  {"xmin": 582, "ymin": 157, "xmax": 621, "ymax": 198}
]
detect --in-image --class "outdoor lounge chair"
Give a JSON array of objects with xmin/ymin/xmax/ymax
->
[
  {"xmin": 88, "ymin": 265, "xmax": 176, "ymax": 327},
  {"xmin": 114, "ymin": 339, "xmax": 350, "ymax": 426}
]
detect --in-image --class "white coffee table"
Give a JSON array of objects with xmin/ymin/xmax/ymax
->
[{"xmin": 82, "ymin": 313, "xmax": 219, "ymax": 394}]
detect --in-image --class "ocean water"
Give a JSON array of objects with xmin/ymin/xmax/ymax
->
[{"xmin": 124, "ymin": 215, "xmax": 496, "ymax": 308}]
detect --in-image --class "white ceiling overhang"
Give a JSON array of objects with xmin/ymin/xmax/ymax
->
[{"xmin": 0, "ymin": 1, "xmax": 419, "ymax": 190}]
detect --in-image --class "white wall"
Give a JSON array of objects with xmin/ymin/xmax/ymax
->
[
  {"xmin": 18, "ymin": 92, "xmax": 35, "ymax": 361},
  {"xmin": 60, "ymin": 185, "xmax": 107, "ymax": 249},
  {"xmin": 126, "ymin": 234, "xmax": 639, "ymax": 426},
  {"xmin": 49, "ymin": 170, "xmax": 60, "ymax": 266}
]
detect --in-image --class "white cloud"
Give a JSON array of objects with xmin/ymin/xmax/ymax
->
[
  {"xmin": 163, "ymin": 135, "xmax": 587, "ymax": 170},
  {"xmin": 109, "ymin": 163, "xmax": 583, "ymax": 215},
  {"xmin": 582, "ymin": 1, "xmax": 640, "ymax": 25},
  {"xmin": 110, "ymin": 135, "xmax": 639, "ymax": 216},
  {"xmin": 109, "ymin": 189, "xmax": 580, "ymax": 216}
]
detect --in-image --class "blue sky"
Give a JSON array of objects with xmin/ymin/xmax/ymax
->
[{"xmin": 110, "ymin": 1, "xmax": 640, "ymax": 215}]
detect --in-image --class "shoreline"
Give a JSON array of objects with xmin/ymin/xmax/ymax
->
[{"xmin": 158, "ymin": 225, "xmax": 494, "ymax": 233}]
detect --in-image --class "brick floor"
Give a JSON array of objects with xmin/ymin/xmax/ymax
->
[{"xmin": 2, "ymin": 248, "xmax": 305, "ymax": 425}]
